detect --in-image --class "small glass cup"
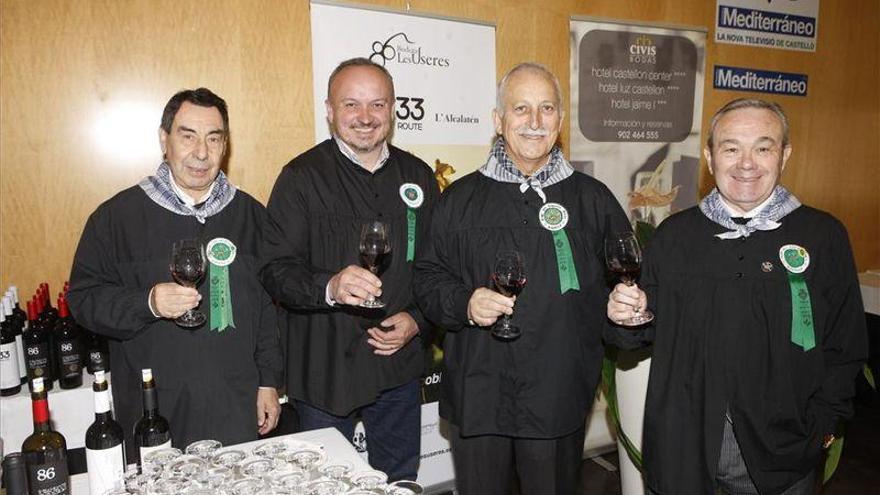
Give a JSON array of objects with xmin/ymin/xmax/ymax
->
[
  {"xmin": 240, "ymin": 458, "xmax": 275, "ymax": 480},
  {"xmin": 386, "ymin": 480, "xmax": 425, "ymax": 495},
  {"xmin": 348, "ymin": 469, "xmax": 388, "ymax": 490},
  {"xmin": 197, "ymin": 464, "xmax": 235, "ymax": 489},
  {"xmin": 288, "ymin": 446, "xmax": 326, "ymax": 473},
  {"xmin": 253, "ymin": 440, "xmax": 290, "ymax": 459},
  {"xmin": 271, "ymin": 469, "xmax": 310, "ymax": 493},
  {"xmin": 230, "ymin": 478, "xmax": 266, "ymax": 495},
  {"xmin": 186, "ymin": 439, "xmax": 223, "ymax": 460},
  {"xmin": 166, "ymin": 454, "xmax": 207, "ymax": 478},
  {"xmin": 150, "ymin": 476, "xmax": 192, "ymax": 494},
  {"xmin": 303, "ymin": 478, "xmax": 347, "ymax": 495},
  {"xmin": 212, "ymin": 449, "xmax": 248, "ymax": 469},
  {"xmin": 317, "ymin": 460, "xmax": 353, "ymax": 481},
  {"xmin": 143, "ymin": 447, "xmax": 183, "ymax": 475}
]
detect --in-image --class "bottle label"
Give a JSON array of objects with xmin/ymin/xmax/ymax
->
[
  {"xmin": 26, "ymin": 458, "xmax": 69, "ymax": 495},
  {"xmin": 1, "ymin": 342, "xmax": 21, "ymax": 388},
  {"xmin": 57, "ymin": 338, "xmax": 81, "ymax": 377},
  {"xmin": 140, "ymin": 440, "xmax": 172, "ymax": 468},
  {"xmin": 15, "ymin": 333, "xmax": 27, "ymax": 377},
  {"xmin": 89, "ymin": 350, "xmax": 108, "ymax": 372},
  {"xmin": 94, "ymin": 389, "xmax": 112, "ymax": 414},
  {"xmin": 25, "ymin": 341, "xmax": 50, "ymax": 376},
  {"xmin": 86, "ymin": 444, "xmax": 125, "ymax": 494}
]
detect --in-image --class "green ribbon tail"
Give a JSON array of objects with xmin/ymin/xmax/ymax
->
[
  {"xmin": 406, "ymin": 208, "xmax": 416, "ymax": 262},
  {"xmin": 552, "ymin": 229, "xmax": 580, "ymax": 294},
  {"xmin": 210, "ymin": 264, "xmax": 235, "ymax": 332},
  {"xmin": 787, "ymin": 272, "xmax": 815, "ymax": 351}
]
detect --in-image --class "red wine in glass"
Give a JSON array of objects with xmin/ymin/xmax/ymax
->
[
  {"xmin": 491, "ymin": 250, "xmax": 526, "ymax": 340},
  {"xmin": 170, "ymin": 239, "xmax": 206, "ymax": 328},
  {"xmin": 604, "ymin": 232, "xmax": 653, "ymax": 325},
  {"xmin": 358, "ymin": 221, "xmax": 391, "ymax": 309}
]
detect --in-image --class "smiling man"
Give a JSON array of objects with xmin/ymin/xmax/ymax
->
[
  {"xmin": 68, "ymin": 88, "xmax": 283, "ymax": 462},
  {"xmin": 608, "ymin": 98, "xmax": 867, "ymax": 494},
  {"xmin": 259, "ymin": 58, "xmax": 438, "ymax": 481},
  {"xmin": 413, "ymin": 63, "xmax": 632, "ymax": 494}
]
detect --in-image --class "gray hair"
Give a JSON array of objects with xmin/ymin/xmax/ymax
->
[
  {"xmin": 707, "ymin": 98, "xmax": 790, "ymax": 149},
  {"xmin": 496, "ymin": 62, "xmax": 563, "ymax": 115}
]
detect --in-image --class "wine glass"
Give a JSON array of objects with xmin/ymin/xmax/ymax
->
[
  {"xmin": 491, "ymin": 250, "xmax": 527, "ymax": 340},
  {"xmin": 358, "ymin": 221, "xmax": 391, "ymax": 309},
  {"xmin": 170, "ymin": 239, "xmax": 207, "ymax": 327},
  {"xmin": 604, "ymin": 232, "xmax": 654, "ymax": 325}
]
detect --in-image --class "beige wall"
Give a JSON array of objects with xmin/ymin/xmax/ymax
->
[{"xmin": 2, "ymin": 0, "xmax": 878, "ymax": 297}]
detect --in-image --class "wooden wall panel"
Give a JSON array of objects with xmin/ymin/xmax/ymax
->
[{"xmin": 1, "ymin": 0, "xmax": 877, "ymax": 297}]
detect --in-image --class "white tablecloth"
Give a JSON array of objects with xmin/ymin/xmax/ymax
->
[
  {"xmin": 68, "ymin": 427, "xmax": 372, "ymax": 494},
  {"xmin": 1, "ymin": 372, "xmax": 98, "ymax": 451}
]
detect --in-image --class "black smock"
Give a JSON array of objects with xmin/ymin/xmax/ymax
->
[
  {"xmin": 635, "ymin": 206, "xmax": 867, "ymax": 495},
  {"xmin": 67, "ymin": 187, "xmax": 284, "ymax": 458},
  {"xmin": 412, "ymin": 170, "xmax": 635, "ymax": 438},
  {"xmin": 260, "ymin": 139, "xmax": 438, "ymax": 416}
]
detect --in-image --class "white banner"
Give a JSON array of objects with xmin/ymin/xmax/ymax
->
[
  {"xmin": 715, "ymin": 0, "xmax": 820, "ymax": 52},
  {"xmin": 310, "ymin": 1, "xmax": 496, "ymax": 489},
  {"xmin": 311, "ymin": 0, "xmax": 496, "ymax": 180}
]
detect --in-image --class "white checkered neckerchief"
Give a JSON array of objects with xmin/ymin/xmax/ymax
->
[
  {"xmin": 478, "ymin": 137, "xmax": 573, "ymax": 203},
  {"xmin": 139, "ymin": 162, "xmax": 236, "ymax": 224},
  {"xmin": 699, "ymin": 185, "xmax": 801, "ymax": 239}
]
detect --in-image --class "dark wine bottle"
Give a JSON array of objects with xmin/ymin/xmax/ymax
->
[
  {"xmin": 53, "ymin": 295, "xmax": 82, "ymax": 389},
  {"xmin": 84, "ymin": 330, "xmax": 110, "ymax": 375},
  {"xmin": 1, "ymin": 296, "xmax": 23, "ymax": 396},
  {"xmin": 6, "ymin": 286, "xmax": 29, "ymax": 384},
  {"xmin": 85, "ymin": 370, "xmax": 126, "ymax": 494},
  {"xmin": 22, "ymin": 377, "xmax": 70, "ymax": 495},
  {"xmin": 133, "ymin": 368, "xmax": 172, "ymax": 468},
  {"xmin": 1, "ymin": 452, "xmax": 30, "ymax": 495},
  {"xmin": 23, "ymin": 300, "xmax": 53, "ymax": 392}
]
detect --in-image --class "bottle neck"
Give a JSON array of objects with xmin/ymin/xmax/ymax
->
[
  {"xmin": 94, "ymin": 388, "xmax": 112, "ymax": 415},
  {"xmin": 32, "ymin": 397, "xmax": 51, "ymax": 432},
  {"xmin": 142, "ymin": 386, "xmax": 159, "ymax": 415}
]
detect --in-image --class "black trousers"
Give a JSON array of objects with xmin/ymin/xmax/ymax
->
[{"xmin": 448, "ymin": 422, "xmax": 585, "ymax": 495}]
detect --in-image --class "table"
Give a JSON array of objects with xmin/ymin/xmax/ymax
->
[{"xmin": 68, "ymin": 427, "xmax": 372, "ymax": 494}]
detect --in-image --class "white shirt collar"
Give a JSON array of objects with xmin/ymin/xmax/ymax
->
[
  {"xmin": 720, "ymin": 193, "xmax": 775, "ymax": 218},
  {"xmin": 170, "ymin": 176, "xmax": 215, "ymax": 207},
  {"xmin": 333, "ymin": 136, "xmax": 390, "ymax": 172}
]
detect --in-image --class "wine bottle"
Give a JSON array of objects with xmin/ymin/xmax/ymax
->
[
  {"xmin": 22, "ymin": 377, "xmax": 70, "ymax": 495},
  {"xmin": 1, "ymin": 297, "xmax": 23, "ymax": 396},
  {"xmin": 23, "ymin": 300, "xmax": 53, "ymax": 392},
  {"xmin": 53, "ymin": 295, "xmax": 83, "ymax": 389},
  {"xmin": 133, "ymin": 368, "xmax": 171, "ymax": 468},
  {"xmin": 84, "ymin": 330, "xmax": 110, "ymax": 375},
  {"xmin": 85, "ymin": 370, "xmax": 126, "ymax": 494},
  {"xmin": 6, "ymin": 286, "xmax": 28, "ymax": 384},
  {"xmin": 1, "ymin": 452, "xmax": 30, "ymax": 495}
]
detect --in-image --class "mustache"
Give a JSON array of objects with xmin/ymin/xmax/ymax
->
[{"xmin": 516, "ymin": 126, "xmax": 550, "ymax": 137}]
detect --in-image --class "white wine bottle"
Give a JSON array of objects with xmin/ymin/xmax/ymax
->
[{"xmin": 85, "ymin": 370, "xmax": 126, "ymax": 494}]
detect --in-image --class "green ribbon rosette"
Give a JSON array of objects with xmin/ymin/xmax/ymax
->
[
  {"xmin": 539, "ymin": 203, "xmax": 580, "ymax": 294},
  {"xmin": 207, "ymin": 238, "xmax": 236, "ymax": 332},
  {"xmin": 399, "ymin": 183, "xmax": 424, "ymax": 262},
  {"xmin": 780, "ymin": 244, "xmax": 814, "ymax": 351}
]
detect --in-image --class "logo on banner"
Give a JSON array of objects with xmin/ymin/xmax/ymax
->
[
  {"xmin": 629, "ymin": 35, "xmax": 657, "ymax": 64},
  {"xmin": 369, "ymin": 32, "xmax": 450, "ymax": 68}
]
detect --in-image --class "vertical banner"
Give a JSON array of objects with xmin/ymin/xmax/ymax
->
[
  {"xmin": 570, "ymin": 18, "xmax": 705, "ymax": 495},
  {"xmin": 311, "ymin": 1, "xmax": 496, "ymax": 490},
  {"xmin": 570, "ymin": 18, "xmax": 706, "ymax": 227}
]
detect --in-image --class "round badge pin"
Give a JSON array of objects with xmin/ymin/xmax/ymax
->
[
  {"xmin": 399, "ymin": 183, "xmax": 424, "ymax": 208},
  {"xmin": 778, "ymin": 244, "xmax": 809, "ymax": 274},
  {"xmin": 538, "ymin": 203, "xmax": 569, "ymax": 232},
  {"xmin": 206, "ymin": 237, "xmax": 237, "ymax": 267}
]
